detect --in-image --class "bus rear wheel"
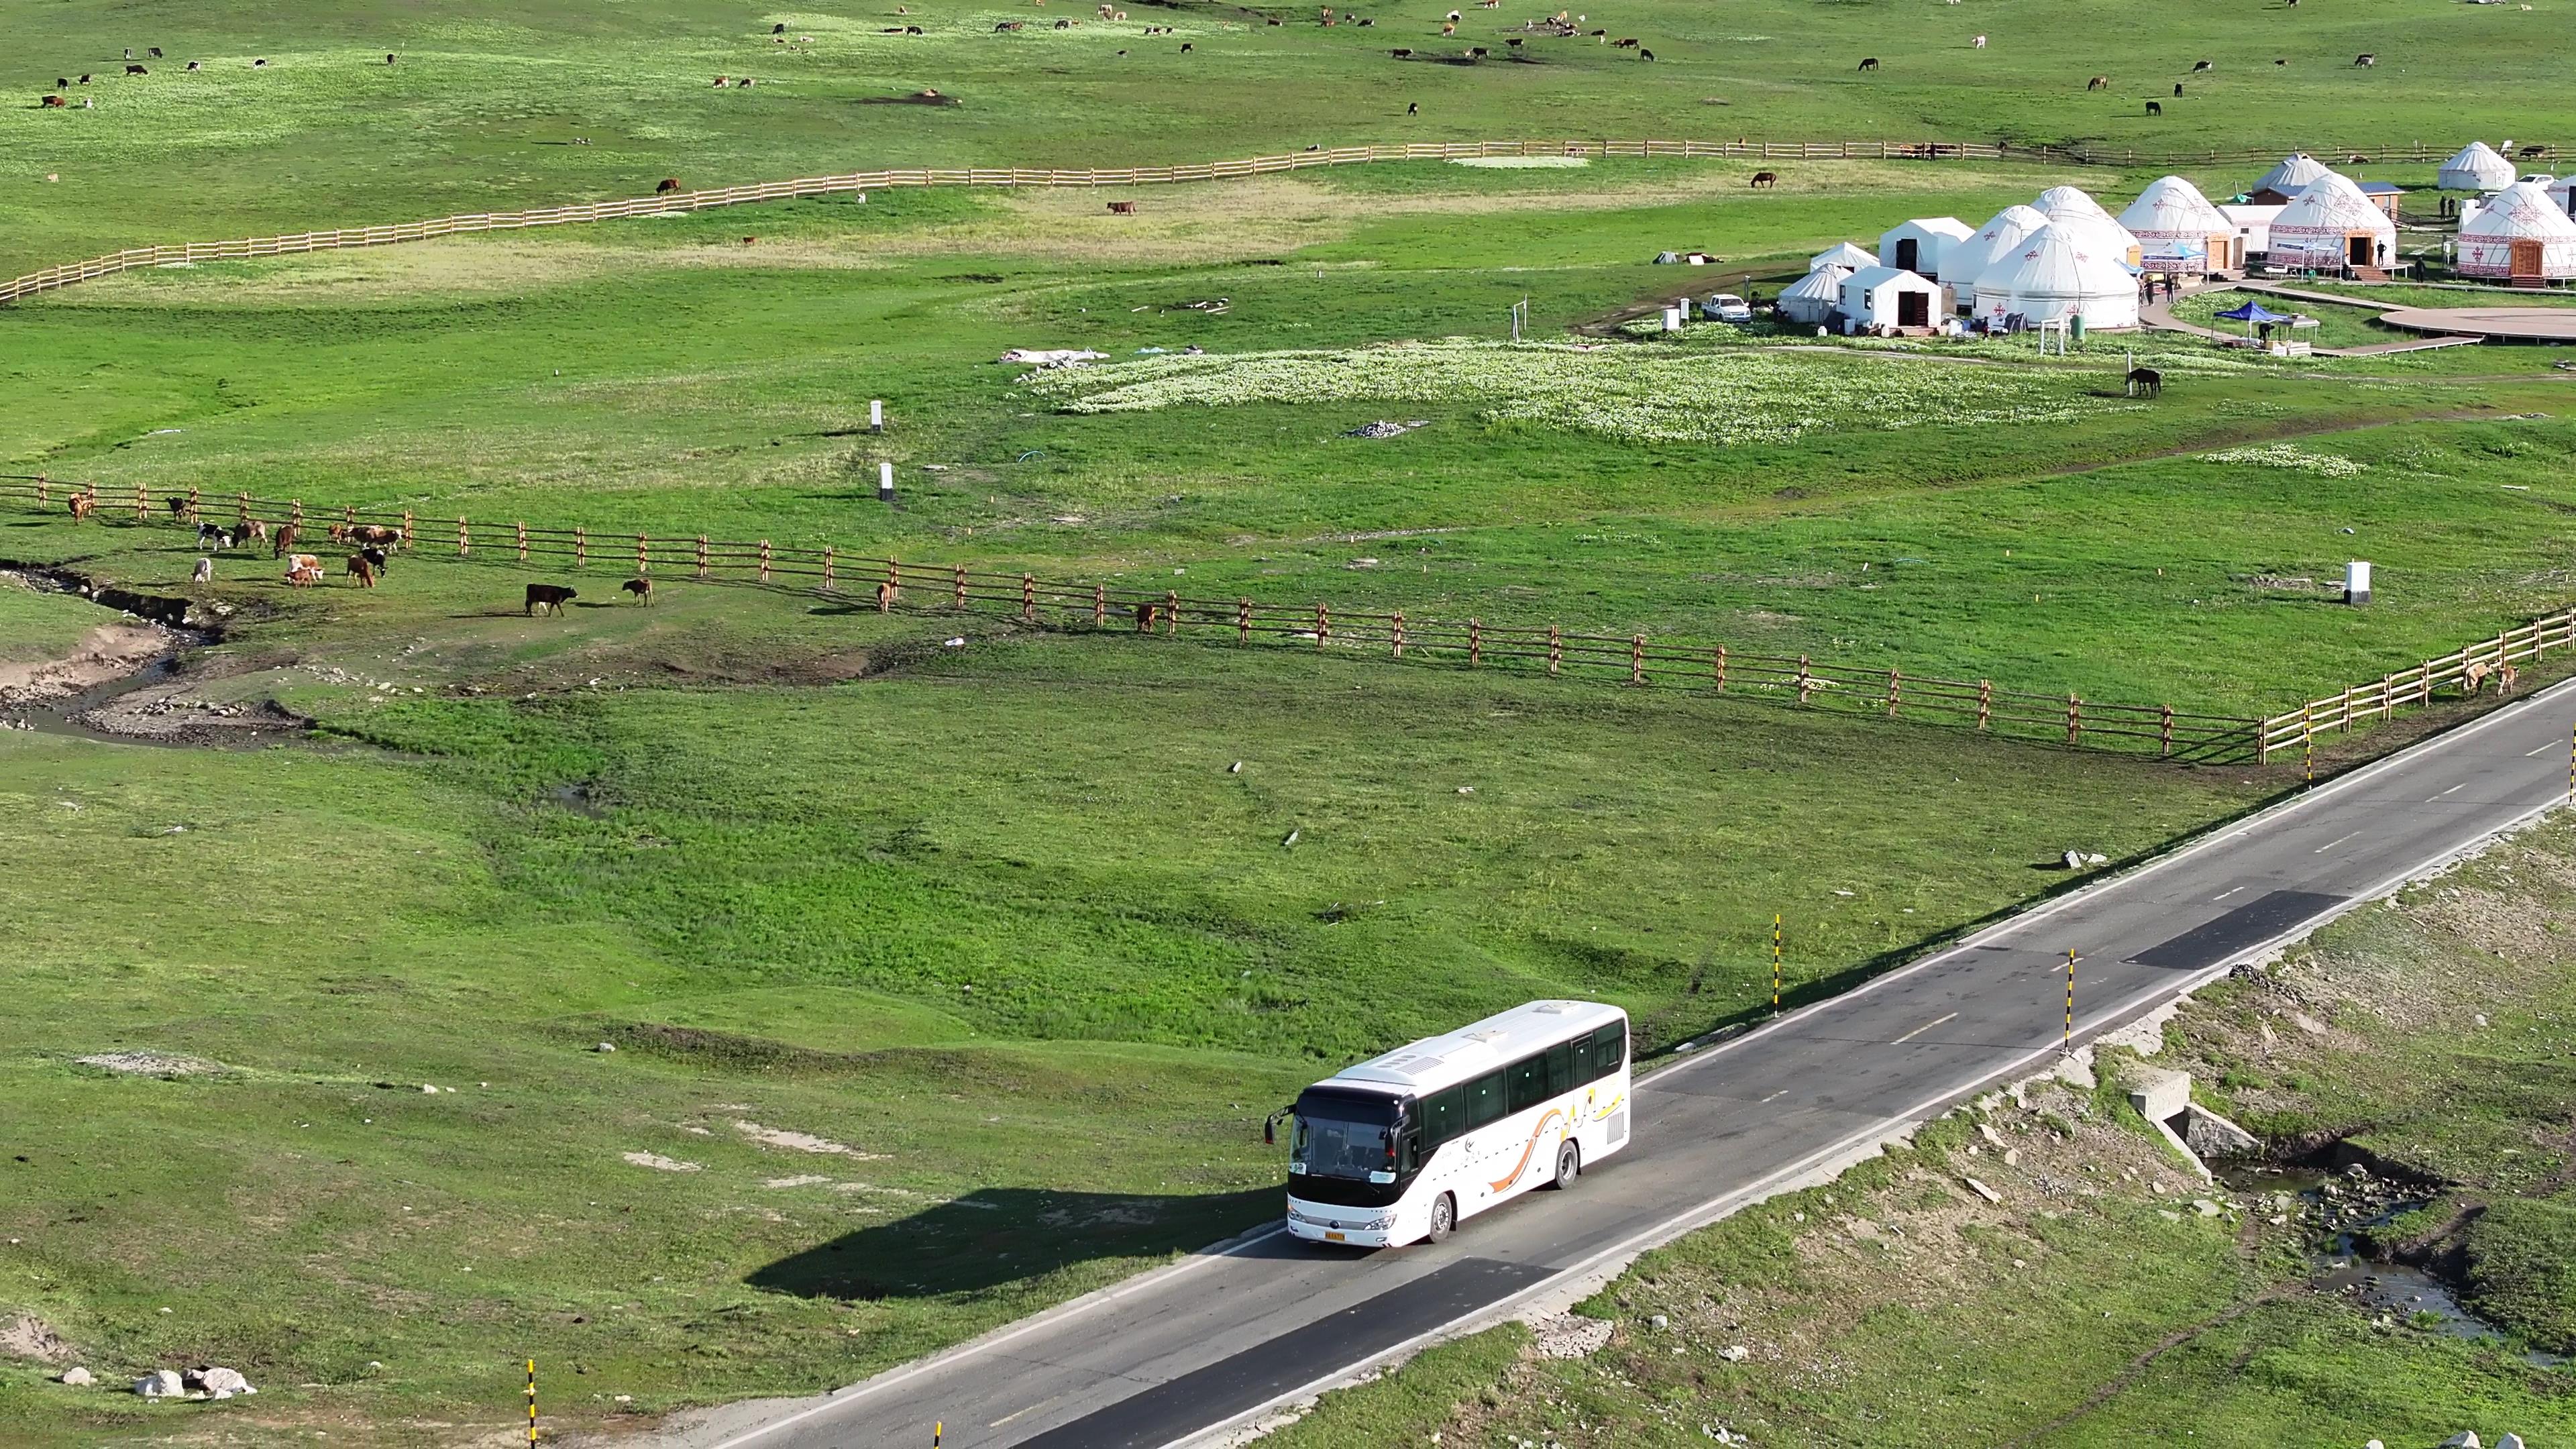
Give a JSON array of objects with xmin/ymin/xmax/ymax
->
[
  {"xmin": 1551, "ymin": 1139, "xmax": 1581, "ymax": 1190},
  {"xmin": 1426, "ymin": 1192, "xmax": 1456, "ymax": 1244}
]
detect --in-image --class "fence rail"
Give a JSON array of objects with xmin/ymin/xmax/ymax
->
[
  {"xmin": 1, "ymin": 137, "xmax": 2548, "ymax": 306},
  {"xmin": 2257, "ymin": 610, "xmax": 2576, "ymax": 760},
  {"xmin": 1, "ymin": 474, "xmax": 2264, "ymax": 761}
]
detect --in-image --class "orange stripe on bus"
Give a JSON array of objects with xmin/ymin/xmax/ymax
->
[{"xmin": 1486, "ymin": 1108, "xmax": 1566, "ymax": 1193}]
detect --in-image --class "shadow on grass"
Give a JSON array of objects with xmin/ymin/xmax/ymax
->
[{"xmin": 749, "ymin": 1185, "xmax": 1283, "ymax": 1300}]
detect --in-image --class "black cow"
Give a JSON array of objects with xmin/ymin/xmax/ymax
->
[{"xmin": 525, "ymin": 583, "xmax": 578, "ymax": 615}]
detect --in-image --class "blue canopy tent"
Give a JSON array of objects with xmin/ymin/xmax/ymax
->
[{"xmin": 2213, "ymin": 299, "xmax": 2292, "ymax": 338}]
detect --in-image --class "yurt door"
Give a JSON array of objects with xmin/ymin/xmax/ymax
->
[
  {"xmin": 1895, "ymin": 237, "xmax": 1920, "ymax": 271},
  {"xmin": 2512, "ymin": 238, "xmax": 2545, "ymax": 280},
  {"xmin": 1898, "ymin": 290, "xmax": 1929, "ymax": 328},
  {"xmin": 2346, "ymin": 234, "xmax": 2372, "ymax": 267}
]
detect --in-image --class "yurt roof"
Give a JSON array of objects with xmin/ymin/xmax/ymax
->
[
  {"xmin": 1779, "ymin": 266, "xmax": 1849, "ymax": 300},
  {"xmin": 2461, "ymin": 180, "xmax": 2576, "ymax": 240},
  {"xmin": 2273, "ymin": 172, "xmax": 2396, "ymax": 235},
  {"xmin": 2041, "ymin": 207, "xmax": 2143, "ymax": 258},
  {"xmin": 2033, "ymin": 185, "xmax": 2112, "ymax": 221},
  {"xmin": 1810, "ymin": 241, "xmax": 1879, "ymax": 271},
  {"xmin": 2255, "ymin": 153, "xmax": 2333, "ymax": 194},
  {"xmin": 1939, "ymin": 205, "xmax": 2048, "ymax": 281},
  {"xmin": 1975, "ymin": 222, "xmax": 2136, "ymax": 300},
  {"xmin": 2438, "ymin": 140, "xmax": 2517, "ymax": 191},
  {"xmin": 2118, "ymin": 176, "xmax": 2233, "ymax": 237},
  {"xmin": 1887, "ymin": 215, "xmax": 1975, "ymax": 241}
]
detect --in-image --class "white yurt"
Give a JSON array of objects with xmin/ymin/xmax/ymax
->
[
  {"xmin": 2437, "ymin": 140, "xmax": 2517, "ymax": 193},
  {"xmin": 1811, "ymin": 241, "xmax": 1879, "ymax": 272},
  {"xmin": 2268, "ymin": 172, "xmax": 2397, "ymax": 270},
  {"xmin": 2547, "ymin": 176, "xmax": 2576, "ymax": 217},
  {"xmin": 1838, "ymin": 266, "xmax": 1945, "ymax": 331},
  {"xmin": 2457, "ymin": 180, "xmax": 2576, "ymax": 280},
  {"xmin": 1972, "ymin": 222, "xmax": 2141, "ymax": 331},
  {"xmin": 1776, "ymin": 264, "xmax": 1850, "ymax": 325},
  {"xmin": 2035, "ymin": 186, "xmax": 2143, "ymax": 266},
  {"xmin": 1878, "ymin": 217, "xmax": 1974, "ymax": 276},
  {"xmin": 1938, "ymin": 204, "xmax": 2048, "ymax": 289},
  {"xmin": 2253, "ymin": 153, "xmax": 2333, "ymax": 199},
  {"xmin": 2118, "ymin": 175, "xmax": 2239, "ymax": 273}
]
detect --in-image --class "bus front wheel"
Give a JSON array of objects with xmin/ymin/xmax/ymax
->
[
  {"xmin": 1426, "ymin": 1192, "xmax": 1456, "ymax": 1244},
  {"xmin": 1551, "ymin": 1140, "xmax": 1581, "ymax": 1190}
]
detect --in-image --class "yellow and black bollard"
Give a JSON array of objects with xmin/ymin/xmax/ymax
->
[
  {"xmin": 2063, "ymin": 950, "xmax": 2077, "ymax": 1053},
  {"xmin": 526, "ymin": 1360, "xmax": 537, "ymax": 1447},
  {"xmin": 1772, "ymin": 914, "xmax": 1783, "ymax": 1010}
]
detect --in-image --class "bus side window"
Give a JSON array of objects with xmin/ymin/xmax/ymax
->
[
  {"xmin": 1466, "ymin": 1070, "xmax": 1507, "ymax": 1127},
  {"xmin": 1507, "ymin": 1055, "xmax": 1546, "ymax": 1114},
  {"xmin": 1593, "ymin": 1021, "xmax": 1627, "ymax": 1077},
  {"xmin": 1545, "ymin": 1042, "xmax": 1572, "ymax": 1096},
  {"xmin": 1570, "ymin": 1033, "xmax": 1595, "ymax": 1083},
  {"xmin": 1423, "ymin": 1085, "xmax": 1464, "ymax": 1147}
]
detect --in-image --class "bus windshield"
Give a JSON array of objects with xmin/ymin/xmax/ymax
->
[{"xmin": 1291, "ymin": 1089, "xmax": 1402, "ymax": 1181}]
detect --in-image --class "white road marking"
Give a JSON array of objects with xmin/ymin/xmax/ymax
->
[
  {"xmin": 2211, "ymin": 887, "xmax": 2244, "ymax": 902},
  {"xmin": 2313, "ymin": 830, "xmax": 2359, "ymax": 854},
  {"xmin": 989, "ymin": 1395, "xmax": 1063, "ymax": 1430},
  {"xmin": 2429, "ymin": 784, "xmax": 2466, "ymax": 801},
  {"xmin": 1760, "ymin": 1089, "xmax": 1788, "ymax": 1103},
  {"xmin": 2530, "ymin": 743, "xmax": 2562, "ymax": 757},
  {"xmin": 1890, "ymin": 1012, "xmax": 1958, "ymax": 1045}
]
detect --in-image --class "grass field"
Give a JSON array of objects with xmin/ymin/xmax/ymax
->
[{"xmin": 5, "ymin": 0, "xmax": 2576, "ymax": 1441}]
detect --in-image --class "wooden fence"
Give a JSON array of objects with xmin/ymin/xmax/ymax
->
[
  {"xmin": 1, "ymin": 136, "xmax": 2548, "ymax": 307},
  {"xmin": 2257, "ymin": 609, "xmax": 2576, "ymax": 761},
  {"xmin": 0, "ymin": 473, "xmax": 2257, "ymax": 762}
]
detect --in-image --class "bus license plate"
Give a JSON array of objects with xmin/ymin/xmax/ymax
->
[{"xmin": 1324, "ymin": 1231, "xmax": 1346, "ymax": 1242}]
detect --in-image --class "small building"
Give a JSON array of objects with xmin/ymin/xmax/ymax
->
[
  {"xmin": 1939, "ymin": 205, "xmax": 2048, "ymax": 292},
  {"xmin": 1838, "ymin": 265, "xmax": 1945, "ymax": 332},
  {"xmin": 2457, "ymin": 180, "xmax": 2576, "ymax": 282},
  {"xmin": 2356, "ymin": 180, "xmax": 2406, "ymax": 221},
  {"xmin": 1877, "ymin": 217, "xmax": 1974, "ymax": 276},
  {"xmin": 1970, "ymin": 222, "xmax": 2141, "ymax": 331},
  {"xmin": 2247, "ymin": 153, "xmax": 2334, "ymax": 206},
  {"xmin": 2119, "ymin": 176, "xmax": 2239, "ymax": 274},
  {"xmin": 2220, "ymin": 203, "xmax": 2284, "ymax": 260},
  {"xmin": 1810, "ymin": 241, "xmax": 1879, "ymax": 272},
  {"xmin": 2267, "ymin": 172, "xmax": 2397, "ymax": 272},
  {"xmin": 1776, "ymin": 264, "xmax": 1851, "ymax": 326},
  {"xmin": 2436, "ymin": 140, "xmax": 2517, "ymax": 193}
]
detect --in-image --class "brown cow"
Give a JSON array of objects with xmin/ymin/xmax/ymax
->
[
  {"xmin": 1133, "ymin": 602, "xmax": 1157, "ymax": 632},
  {"xmin": 875, "ymin": 580, "xmax": 895, "ymax": 612},
  {"xmin": 272, "ymin": 523, "xmax": 300, "ymax": 557},
  {"xmin": 348, "ymin": 523, "xmax": 400, "ymax": 547},
  {"xmin": 1750, "ymin": 170, "xmax": 1778, "ymax": 187},
  {"xmin": 66, "ymin": 493, "xmax": 94, "ymax": 521},
  {"xmin": 285, "ymin": 554, "xmax": 324, "ymax": 586},
  {"xmin": 622, "ymin": 577, "xmax": 654, "ymax": 605},
  {"xmin": 2086, "ymin": 73, "xmax": 2108, "ymax": 89},
  {"xmin": 656, "ymin": 177, "xmax": 682, "ymax": 194},
  {"xmin": 346, "ymin": 555, "xmax": 378, "ymax": 588},
  {"xmin": 1108, "ymin": 200, "xmax": 1137, "ymax": 214},
  {"xmin": 41, "ymin": 95, "xmax": 65, "ymax": 107}
]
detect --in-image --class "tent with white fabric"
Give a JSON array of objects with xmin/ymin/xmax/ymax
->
[
  {"xmin": 2035, "ymin": 185, "xmax": 2143, "ymax": 266},
  {"xmin": 1937, "ymin": 205, "xmax": 2047, "ymax": 290},
  {"xmin": 2457, "ymin": 179, "xmax": 2576, "ymax": 280},
  {"xmin": 1877, "ymin": 217, "xmax": 1974, "ymax": 276},
  {"xmin": 1837, "ymin": 265, "xmax": 1945, "ymax": 332},
  {"xmin": 2267, "ymin": 172, "xmax": 2396, "ymax": 270},
  {"xmin": 2249, "ymin": 153, "xmax": 2333, "ymax": 203},
  {"xmin": 1810, "ymin": 241, "xmax": 1878, "ymax": 272},
  {"xmin": 2437, "ymin": 141, "xmax": 2517, "ymax": 193},
  {"xmin": 2118, "ymin": 175, "xmax": 2239, "ymax": 273},
  {"xmin": 1970, "ymin": 221, "xmax": 2141, "ymax": 330},
  {"xmin": 1776, "ymin": 264, "xmax": 1850, "ymax": 325}
]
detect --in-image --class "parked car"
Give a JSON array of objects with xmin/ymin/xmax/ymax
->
[{"xmin": 1701, "ymin": 293, "xmax": 1754, "ymax": 323}]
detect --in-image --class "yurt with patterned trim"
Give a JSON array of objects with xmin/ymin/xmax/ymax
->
[
  {"xmin": 1810, "ymin": 241, "xmax": 1878, "ymax": 272},
  {"xmin": 2437, "ymin": 141, "xmax": 2517, "ymax": 193},
  {"xmin": 1937, "ymin": 205, "xmax": 2047, "ymax": 289},
  {"xmin": 1776, "ymin": 264, "xmax": 1850, "ymax": 325},
  {"xmin": 2118, "ymin": 176, "xmax": 2239, "ymax": 273},
  {"xmin": 2457, "ymin": 180, "xmax": 2576, "ymax": 280},
  {"xmin": 2034, "ymin": 185, "xmax": 2143, "ymax": 266},
  {"xmin": 2249, "ymin": 153, "xmax": 2333, "ymax": 204},
  {"xmin": 2267, "ymin": 172, "xmax": 2397, "ymax": 270},
  {"xmin": 1970, "ymin": 221, "xmax": 2141, "ymax": 330}
]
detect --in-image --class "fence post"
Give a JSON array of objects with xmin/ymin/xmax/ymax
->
[
  {"xmin": 2067, "ymin": 694, "xmax": 2082, "ymax": 747},
  {"xmin": 36, "ymin": 476, "xmax": 49, "ymax": 506},
  {"xmin": 1886, "ymin": 669, "xmax": 1901, "ymax": 717},
  {"xmin": 696, "ymin": 536, "xmax": 710, "ymax": 579},
  {"xmin": 820, "ymin": 545, "xmax": 833, "ymax": 590},
  {"xmin": 401, "ymin": 510, "xmax": 413, "ymax": 546},
  {"xmin": 951, "ymin": 566, "xmax": 966, "ymax": 609},
  {"xmin": 290, "ymin": 500, "xmax": 304, "ymax": 530},
  {"xmin": 1630, "ymin": 634, "xmax": 1645, "ymax": 686},
  {"xmin": 1318, "ymin": 602, "xmax": 1331, "ymax": 647},
  {"xmin": 1548, "ymin": 624, "xmax": 1562, "ymax": 676},
  {"xmin": 638, "ymin": 533, "xmax": 652, "ymax": 575},
  {"xmin": 186, "ymin": 486, "xmax": 199, "ymax": 523},
  {"xmin": 2161, "ymin": 703, "xmax": 2174, "ymax": 757},
  {"xmin": 1238, "ymin": 598, "xmax": 1252, "ymax": 644},
  {"xmin": 1028, "ymin": 576, "xmax": 1042, "ymax": 624},
  {"xmin": 2420, "ymin": 660, "xmax": 2434, "ymax": 706},
  {"xmin": 133, "ymin": 482, "xmax": 148, "ymax": 521},
  {"xmin": 343, "ymin": 503, "xmax": 358, "ymax": 528},
  {"xmin": 517, "ymin": 521, "xmax": 529, "ymax": 562},
  {"xmin": 1796, "ymin": 654, "xmax": 1813, "ymax": 704},
  {"xmin": 885, "ymin": 560, "xmax": 901, "ymax": 605},
  {"xmin": 236, "ymin": 491, "xmax": 249, "ymax": 525},
  {"xmin": 458, "ymin": 517, "xmax": 469, "ymax": 557},
  {"xmin": 2339, "ymin": 685, "xmax": 2353, "ymax": 733},
  {"xmin": 1978, "ymin": 679, "xmax": 1993, "ymax": 731},
  {"xmin": 574, "ymin": 527, "xmax": 586, "ymax": 566},
  {"xmin": 759, "ymin": 539, "xmax": 771, "ymax": 584},
  {"xmin": 1713, "ymin": 644, "xmax": 1727, "ymax": 691},
  {"xmin": 1469, "ymin": 617, "xmax": 1483, "ymax": 665},
  {"xmin": 1393, "ymin": 611, "xmax": 1406, "ymax": 659},
  {"xmin": 1093, "ymin": 582, "xmax": 1106, "ymax": 626}
]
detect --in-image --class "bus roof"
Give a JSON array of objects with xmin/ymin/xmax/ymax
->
[{"xmin": 1322, "ymin": 1000, "xmax": 1627, "ymax": 1097}]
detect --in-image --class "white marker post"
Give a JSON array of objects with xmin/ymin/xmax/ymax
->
[
  {"xmin": 2345, "ymin": 560, "xmax": 2371, "ymax": 606},
  {"xmin": 869, "ymin": 399, "xmax": 884, "ymax": 433},
  {"xmin": 878, "ymin": 462, "xmax": 895, "ymax": 503}
]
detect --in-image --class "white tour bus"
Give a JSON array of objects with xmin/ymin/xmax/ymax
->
[{"xmin": 1281, "ymin": 1000, "xmax": 1631, "ymax": 1248}]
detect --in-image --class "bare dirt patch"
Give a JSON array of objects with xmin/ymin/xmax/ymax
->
[
  {"xmin": 0, "ymin": 623, "xmax": 172, "ymax": 707},
  {"xmin": 74, "ymin": 1051, "xmax": 225, "ymax": 1077},
  {"xmin": 0, "ymin": 1313, "xmax": 73, "ymax": 1364}
]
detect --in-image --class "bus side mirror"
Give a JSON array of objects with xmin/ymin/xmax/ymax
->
[{"xmin": 1263, "ymin": 1106, "xmax": 1293, "ymax": 1145}]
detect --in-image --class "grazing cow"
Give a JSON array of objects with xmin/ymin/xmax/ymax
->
[
  {"xmin": 41, "ymin": 94, "xmax": 64, "ymax": 107},
  {"xmin": 1057, "ymin": 19, "xmax": 1071, "ymax": 28},
  {"xmin": 2354, "ymin": 52, "xmax": 2374, "ymax": 66},
  {"xmin": 186, "ymin": 60, "xmax": 199, "ymax": 71},
  {"xmin": 227, "ymin": 522, "xmax": 258, "ymax": 549},
  {"xmin": 272, "ymin": 523, "xmax": 300, "ymax": 558},
  {"xmin": 1179, "ymin": 40, "xmax": 1192, "ymax": 50},
  {"xmin": 78, "ymin": 74, "xmax": 91, "ymax": 83},
  {"xmin": 55, "ymin": 78, "xmax": 67, "ymax": 88},
  {"xmin": 327, "ymin": 522, "xmax": 351, "ymax": 543},
  {"xmin": 875, "ymin": 580, "xmax": 895, "ymax": 612},
  {"xmin": 774, "ymin": 21, "xmax": 788, "ymax": 32},
  {"xmin": 1973, "ymin": 33, "xmax": 1986, "ymax": 46},
  {"xmin": 197, "ymin": 522, "xmax": 227, "ymax": 549},
  {"xmin": 713, "ymin": 76, "xmax": 730, "ymax": 86},
  {"xmin": 360, "ymin": 546, "xmax": 390, "ymax": 576},
  {"xmin": 348, "ymin": 523, "xmax": 400, "ymax": 547},
  {"xmin": 2192, "ymin": 58, "xmax": 2212, "ymax": 70},
  {"xmin": 1857, "ymin": 56, "xmax": 1878, "ymax": 70},
  {"xmin": 2145, "ymin": 99, "xmax": 2161, "ymax": 115},
  {"xmin": 525, "ymin": 583, "xmax": 577, "ymax": 616},
  {"xmin": 2275, "ymin": 57, "xmax": 2288, "ymax": 64},
  {"xmin": 1612, "ymin": 36, "xmax": 1637, "ymax": 46},
  {"xmin": 2502, "ymin": 661, "xmax": 2521, "ymax": 694},
  {"xmin": 906, "ymin": 25, "xmax": 922, "ymax": 33},
  {"xmin": 2086, "ymin": 73, "xmax": 2108, "ymax": 89},
  {"xmin": 67, "ymin": 493, "xmax": 94, "ymax": 521},
  {"xmin": 386, "ymin": 52, "xmax": 397, "ymax": 64},
  {"xmin": 165, "ymin": 496, "xmax": 188, "ymax": 519},
  {"xmin": 1468, "ymin": 45, "xmax": 1487, "ymax": 56},
  {"xmin": 2522, "ymin": 144, "xmax": 2548, "ymax": 158},
  {"xmin": 285, "ymin": 554, "xmax": 325, "ymax": 586},
  {"xmin": 2347, "ymin": 153, "xmax": 2370, "ymax": 165},
  {"xmin": 1588, "ymin": 28, "xmax": 1605, "ymax": 36},
  {"xmin": 1108, "ymin": 199, "xmax": 1138, "ymax": 213},
  {"xmin": 1134, "ymin": 601, "xmax": 1157, "ymax": 631},
  {"xmin": 252, "ymin": 58, "xmax": 267, "ymax": 67},
  {"xmin": 622, "ymin": 577, "xmax": 654, "ymax": 605},
  {"xmin": 2174, "ymin": 83, "xmax": 2184, "ymax": 95},
  {"xmin": 125, "ymin": 48, "xmax": 133, "ymax": 58},
  {"xmin": 1638, "ymin": 46, "xmax": 1652, "ymax": 58},
  {"xmin": 657, "ymin": 177, "xmax": 682, "ymax": 193},
  {"xmin": 2125, "ymin": 367, "xmax": 2162, "ymax": 398},
  {"xmin": 1507, "ymin": 36, "xmax": 1523, "ymax": 46},
  {"xmin": 192, "ymin": 557, "xmax": 213, "ymax": 585},
  {"xmin": 346, "ymin": 555, "xmax": 378, "ymax": 588},
  {"xmin": 2465, "ymin": 660, "xmax": 2494, "ymax": 694},
  {"xmin": 1392, "ymin": 46, "xmax": 1412, "ymax": 56},
  {"xmin": 1442, "ymin": 22, "xmax": 1456, "ymax": 34},
  {"xmin": 125, "ymin": 64, "xmax": 148, "ymax": 75},
  {"xmin": 1750, "ymin": 170, "xmax": 1778, "ymax": 187},
  {"xmin": 148, "ymin": 46, "xmax": 163, "ymax": 58}
]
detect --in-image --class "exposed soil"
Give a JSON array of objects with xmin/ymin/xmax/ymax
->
[{"xmin": 0, "ymin": 621, "xmax": 173, "ymax": 706}]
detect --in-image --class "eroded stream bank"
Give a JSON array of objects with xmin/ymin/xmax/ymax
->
[{"xmin": 0, "ymin": 566, "xmax": 299, "ymax": 747}]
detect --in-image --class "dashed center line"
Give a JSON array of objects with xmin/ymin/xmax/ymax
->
[
  {"xmin": 1890, "ymin": 1012, "xmax": 1959, "ymax": 1045},
  {"xmin": 2428, "ymin": 784, "xmax": 2466, "ymax": 802},
  {"xmin": 2314, "ymin": 830, "xmax": 2360, "ymax": 855},
  {"xmin": 2211, "ymin": 886, "xmax": 2244, "ymax": 902}
]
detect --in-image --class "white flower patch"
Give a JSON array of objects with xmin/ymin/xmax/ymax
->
[
  {"xmin": 2198, "ymin": 443, "xmax": 2367, "ymax": 478},
  {"xmin": 1448, "ymin": 156, "xmax": 1591, "ymax": 168},
  {"xmin": 1025, "ymin": 340, "xmax": 2116, "ymax": 446}
]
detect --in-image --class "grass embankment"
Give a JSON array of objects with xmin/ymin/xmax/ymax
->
[
  {"xmin": 0, "ymin": 573, "xmax": 110, "ymax": 663},
  {"xmin": 1271, "ymin": 817, "xmax": 2576, "ymax": 1447},
  {"xmin": 0, "ymin": 574, "xmax": 2269, "ymax": 1444}
]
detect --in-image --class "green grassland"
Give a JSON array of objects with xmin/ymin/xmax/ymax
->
[
  {"xmin": 0, "ymin": 573, "xmax": 113, "ymax": 663},
  {"xmin": 1272, "ymin": 820, "xmax": 2576, "ymax": 1448}
]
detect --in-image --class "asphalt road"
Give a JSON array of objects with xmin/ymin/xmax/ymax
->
[{"xmin": 674, "ymin": 680, "xmax": 2576, "ymax": 1449}]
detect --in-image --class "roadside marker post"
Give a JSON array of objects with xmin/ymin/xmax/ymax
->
[
  {"xmin": 934, "ymin": 1421, "xmax": 943, "ymax": 1446},
  {"xmin": 1772, "ymin": 914, "xmax": 1783, "ymax": 1011},
  {"xmin": 870, "ymin": 398, "xmax": 884, "ymax": 433},
  {"xmin": 2567, "ymin": 718, "xmax": 2573, "ymax": 804},
  {"xmin": 2303, "ymin": 702, "xmax": 2315, "ymax": 784},
  {"xmin": 2063, "ymin": 950, "xmax": 2077, "ymax": 1053},
  {"xmin": 526, "ymin": 1360, "xmax": 537, "ymax": 1447}
]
